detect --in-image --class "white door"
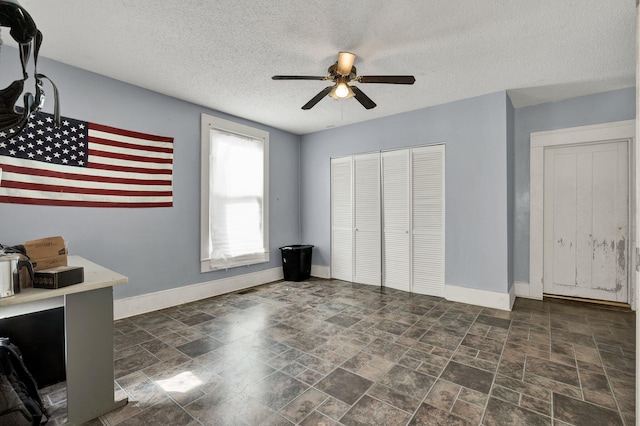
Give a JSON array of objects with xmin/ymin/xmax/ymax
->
[
  {"xmin": 382, "ymin": 150, "xmax": 411, "ymax": 291},
  {"xmin": 543, "ymin": 141, "xmax": 629, "ymax": 302},
  {"xmin": 381, "ymin": 145, "xmax": 445, "ymax": 296},
  {"xmin": 353, "ymin": 152, "xmax": 381, "ymax": 286},
  {"xmin": 330, "ymin": 156, "xmax": 353, "ymax": 282},
  {"xmin": 412, "ymin": 145, "xmax": 445, "ymax": 297}
]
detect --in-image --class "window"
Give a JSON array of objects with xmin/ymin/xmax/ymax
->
[{"xmin": 200, "ymin": 114, "xmax": 269, "ymax": 272}]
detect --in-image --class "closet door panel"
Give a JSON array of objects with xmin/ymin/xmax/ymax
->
[
  {"xmin": 355, "ymin": 230, "xmax": 381, "ymax": 285},
  {"xmin": 384, "ymin": 233, "xmax": 410, "ymax": 291},
  {"xmin": 412, "ymin": 145, "xmax": 445, "ymax": 296},
  {"xmin": 353, "ymin": 152, "xmax": 381, "ymax": 286},
  {"xmin": 331, "ymin": 157, "xmax": 353, "ymax": 282},
  {"xmin": 412, "ymin": 234, "xmax": 444, "ymax": 295},
  {"xmin": 331, "ymin": 229, "xmax": 353, "ymax": 281},
  {"xmin": 382, "ymin": 150, "xmax": 411, "ymax": 292}
]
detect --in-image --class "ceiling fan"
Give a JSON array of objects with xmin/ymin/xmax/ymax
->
[{"xmin": 272, "ymin": 52, "xmax": 416, "ymax": 110}]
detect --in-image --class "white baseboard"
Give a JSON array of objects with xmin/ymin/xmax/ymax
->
[
  {"xmin": 113, "ymin": 267, "xmax": 283, "ymax": 320},
  {"xmin": 514, "ymin": 280, "xmax": 542, "ymax": 300},
  {"xmin": 509, "ymin": 283, "xmax": 517, "ymax": 309},
  {"xmin": 445, "ymin": 283, "xmax": 515, "ymax": 311},
  {"xmin": 311, "ymin": 265, "xmax": 331, "ymax": 279}
]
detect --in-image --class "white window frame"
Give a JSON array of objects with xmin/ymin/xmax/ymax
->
[{"xmin": 200, "ymin": 114, "xmax": 269, "ymax": 272}]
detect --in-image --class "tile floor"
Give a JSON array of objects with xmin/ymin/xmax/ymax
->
[{"xmin": 40, "ymin": 278, "xmax": 635, "ymax": 425}]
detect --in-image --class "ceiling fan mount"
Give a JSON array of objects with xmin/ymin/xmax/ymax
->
[
  {"xmin": 272, "ymin": 51, "xmax": 416, "ymax": 110},
  {"xmin": 327, "ymin": 63, "xmax": 356, "ymax": 80}
]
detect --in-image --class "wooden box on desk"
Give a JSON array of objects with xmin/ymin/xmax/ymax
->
[
  {"xmin": 24, "ymin": 236, "xmax": 67, "ymax": 260},
  {"xmin": 31, "ymin": 254, "xmax": 67, "ymax": 271}
]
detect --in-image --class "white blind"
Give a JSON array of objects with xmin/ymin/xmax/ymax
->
[{"xmin": 207, "ymin": 129, "xmax": 267, "ymax": 270}]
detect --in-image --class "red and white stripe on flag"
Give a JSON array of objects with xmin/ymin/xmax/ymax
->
[{"xmin": 0, "ymin": 112, "xmax": 173, "ymax": 208}]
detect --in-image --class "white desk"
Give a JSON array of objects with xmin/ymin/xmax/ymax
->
[{"xmin": 0, "ymin": 255, "xmax": 128, "ymax": 425}]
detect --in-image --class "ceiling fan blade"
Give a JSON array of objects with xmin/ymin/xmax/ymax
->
[
  {"xmin": 302, "ymin": 86, "xmax": 333, "ymax": 110},
  {"xmin": 337, "ymin": 52, "xmax": 356, "ymax": 75},
  {"xmin": 272, "ymin": 75, "xmax": 329, "ymax": 81},
  {"xmin": 351, "ymin": 86, "xmax": 376, "ymax": 109},
  {"xmin": 358, "ymin": 75, "xmax": 416, "ymax": 84}
]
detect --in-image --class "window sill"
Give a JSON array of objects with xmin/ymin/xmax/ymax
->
[{"xmin": 200, "ymin": 252, "xmax": 270, "ymax": 273}]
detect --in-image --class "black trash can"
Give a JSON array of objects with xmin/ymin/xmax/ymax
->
[{"xmin": 279, "ymin": 245, "xmax": 314, "ymax": 282}]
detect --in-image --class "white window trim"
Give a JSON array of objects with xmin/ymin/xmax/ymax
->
[{"xmin": 200, "ymin": 114, "xmax": 270, "ymax": 273}]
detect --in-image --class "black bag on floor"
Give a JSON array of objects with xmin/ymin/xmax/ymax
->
[{"xmin": 0, "ymin": 337, "xmax": 49, "ymax": 425}]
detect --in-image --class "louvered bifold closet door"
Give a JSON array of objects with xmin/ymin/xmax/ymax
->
[
  {"xmin": 412, "ymin": 145, "xmax": 445, "ymax": 296},
  {"xmin": 382, "ymin": 150, "xmax": 411, "ymax": 292},
  {"xmin": 353, "ymin": 152, "xmax": 381, "ymax": 286},
  {"xmin": 331, "ymin": 156, "xmax": 353, "ymax": 282}
]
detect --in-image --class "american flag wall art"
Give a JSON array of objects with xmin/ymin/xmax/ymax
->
[{"xmin": 0, "ymin": 111, "xmax": 173, "ymax": 208}]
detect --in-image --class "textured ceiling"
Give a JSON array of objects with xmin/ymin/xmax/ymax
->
[{"xmin": 1, "ymin": 1, "xmax": 636, "ymax": 135}]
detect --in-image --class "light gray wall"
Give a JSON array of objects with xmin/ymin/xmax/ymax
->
[
  {"xmin": 4, "ymin": 46, "xmax": 632, "ymax": 300},
  {"xmin": 512, "ymin": 87, "xmax": 635, "ymax": 283},
  {"xmin": 0, "ymin": 50, "xmax": 301, "ymax": 300},
  {"xmin": 300, "ymin": 91, "xmax": 511, "ymax": 294}
]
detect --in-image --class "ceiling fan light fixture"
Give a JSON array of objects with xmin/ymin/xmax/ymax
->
[
  {"xmin": 328, "ymin": 85, "xmax": 340, "ymax": 100},
  {"xmin": 335, "ymin": 82, "xmax": 350, "ymax": 98},
  {"xmin": 329, "ymin": 79, "xmax": 355, "ymax": 100},
  {"xmin": 337, "ymin": 51, "xmax": 355, "ymax": 75}
]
